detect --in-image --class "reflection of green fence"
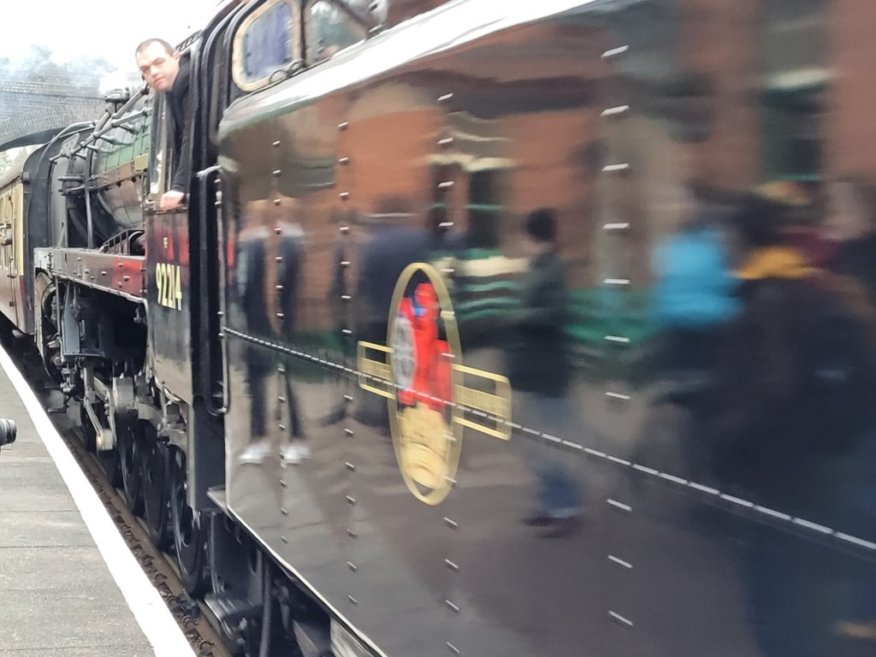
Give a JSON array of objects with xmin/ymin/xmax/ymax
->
[
  {"xmin": 282, "ymin": 332, "xmax": 347, "ymax": 382},
  {"xmin": 448, "ymin": 252, "xmax": 661, "ymax": 380},
  {"xmin": 566, "ymin": 288, "xmax": 660, "ymax": 382},
  {"xmin": 454, "ymin": 279, "xmax": 520, "ymax": 322}
]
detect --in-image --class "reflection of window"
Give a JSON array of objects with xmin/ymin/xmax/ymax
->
[
  {"xmin": 761, "ymin": 0, "xmax": 827, "ymax": 181},
  {"xmin": 762, "ymin": 91, "xmax": 823, "ymax": 181},
  {"xmin": 467, "ymin": 171, "xmax": 502, "ymax": 249},
  {"xmin": 233, "ymin": 0, "xmax": 298, "ymax": 91},
  {"xmin": 763, "ymin": 0, "xmax": 827, "ymax": 87},
  {"xmin": 306, "ymin": 0, "xmax": 367, "ymax": 64}
]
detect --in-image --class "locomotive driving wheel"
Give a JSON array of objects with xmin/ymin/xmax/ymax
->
[
  {"xmin": 170, "ymin": 446, "xmax": 209, "ymax": 595},
  {"xmin": 142, "ymin": 431, "xmax": 171, "ymax": 550},
  {"xmin": 118, "ymin": 417, "xmax": 145, "ymax": 515}
]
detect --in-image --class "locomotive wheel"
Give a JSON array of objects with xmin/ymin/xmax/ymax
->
[
  {"xmin": 142, "ymin": 436, "xmax": 172, "ymax": 550},
  {"xmin": 118, "ymin": 418, "xmax": 145, "ymax": 515},
  {"xmin": 170, "ymin": 447, "xmax": 209, "ymax": 595}
]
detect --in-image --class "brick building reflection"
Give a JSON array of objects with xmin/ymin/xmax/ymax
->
[{"xmin": 245, "ymin": 0, "xmax": 876, "ymax": 337}]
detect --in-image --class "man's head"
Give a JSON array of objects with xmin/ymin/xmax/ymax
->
[
  {"xmin": 523, "ymin": 208, "xmax": 558, "ymax": 256},
  {"xmin": 525, "ymin": 208, "xmax": 557, "ymax": 243},
  {"xmin": 135, "ymin": 39, "xmax": 179, "ymax": 93}
]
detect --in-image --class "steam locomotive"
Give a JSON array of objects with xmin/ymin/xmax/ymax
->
[{"xmin": 2, "ymin": 1, "xmax": 875, "ymax": 656}]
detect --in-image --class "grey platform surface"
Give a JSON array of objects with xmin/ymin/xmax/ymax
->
[{"xmin": 0, "ymin": 363, "xmax": 155, "ymax": 656}]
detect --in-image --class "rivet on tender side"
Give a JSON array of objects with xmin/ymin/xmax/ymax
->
[
  {"xmin": 601, "ymin": 105, "xmax": 630, "ymax": 118},
  {"xmin": 609, "ymin": 610, "xmax": 634, "ymax": 628},
  {"xmin": 601, "ymin": 45, "xmax": 630, "ymax": 59}
]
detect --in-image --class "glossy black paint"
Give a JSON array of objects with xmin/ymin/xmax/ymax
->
[{"xmin": 218, "ymin": 1, "xmax": 876, "ymax": 656}]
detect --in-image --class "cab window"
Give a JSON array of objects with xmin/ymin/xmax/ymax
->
[
  {"xmin": 306, "ymin": 0, "xmax": 367, "ymax": 65},
  {"xmin": 232, "ymin": 0, "xmax": 300, "ymax": 92}
]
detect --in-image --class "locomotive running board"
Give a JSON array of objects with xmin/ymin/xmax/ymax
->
[{"xmin": 34, "ymin": 247, "xmax": 146, "ymax": 302}]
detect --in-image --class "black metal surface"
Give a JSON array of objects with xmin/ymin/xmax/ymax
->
[
  {"xmin": 33, "ymin": 247, "xmax": 146, "ymax": 302},
  {"xmin": 217, "ymin": 1, "xmax": 876, "ymax": 656},
  {"xmin": 4, "ymin": 1, "xmax": 876, "ymax": 656}
]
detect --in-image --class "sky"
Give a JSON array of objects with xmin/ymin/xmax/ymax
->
[{"xmin": 0, "ymin": 0, "xmax": 225, "ymax": 88}]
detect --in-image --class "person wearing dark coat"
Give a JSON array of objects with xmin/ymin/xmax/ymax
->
[
  {"xmin": 505, "ymin": 209, "xmax": 581, "ymax": 538},
  {"xmin": 822, "ymin": 177, "xmax": 876, "ymax": 304},
  {"xmin": 819, "ymin": 177, "xmax": 876, "ymax": 645},
  {"xmin": 505, "ymin": 239, "xmax": 571, "ymax": 398},
  {"xmin": 709, "ymin": 189, "xmax": 876, "ymax": 657},
  {"xmin": 135, "ymin": 38, "xmax": 191, "ymax": 212}
]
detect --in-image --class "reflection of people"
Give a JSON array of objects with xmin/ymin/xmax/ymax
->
[
  {"xmin": 639, "ymin": 187, "xmax": 739, "ymax": 480},
  {"xmin": 274, "ymin": 222, "xmax": 311, "ymax": 464},
  {"xmin": 710, "ymin": 188, "xmax": 876, "ymax": 498},
  {"xmin": 709, "ymin": 189, "xmax": 876, "ymax": 657},
  {"xmin": 135, "ymin": 38, "xmax": 191, "ymax": 212},
  {"xmin": 506, "ymin": 209, "xmax": 582, "ymax": 538},
  {"xmin": 822, "ymin": 177, "xmax": 876, "ymax": 303},
  {"xmin": 819, "ymin": 177, "xmax": 876, "ymax": 642},
  {"xmin": 236, "ymin": 224, "xmax": 274, "ymax": 464},
  {"xmin": 652, "ymin": 186, "xmax": 739, "ymax": 382}
]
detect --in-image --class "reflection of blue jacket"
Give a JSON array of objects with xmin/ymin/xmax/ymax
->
[{"xmin": 652, "ymin": 226, "xmax": 739, "ymax": 329}]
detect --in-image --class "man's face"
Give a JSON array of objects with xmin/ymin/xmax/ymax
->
[{"xmin": 137, "ymin": 42, "xmax": 180, "ymax": 93}]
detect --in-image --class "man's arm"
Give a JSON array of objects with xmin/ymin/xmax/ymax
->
[
  {"xmin": 169, "ymin": 121, "xmax": 191, "ymax": 196},
  {"xmin": 161, "ymin": 67, "xmax": 192, "ymax": 212},
  {"xmin": 161, "ymin": 125, "xmax": 190, "ymax": 211}
]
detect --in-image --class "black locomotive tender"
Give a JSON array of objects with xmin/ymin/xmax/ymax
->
[{"xmin": 1, "ymin": 1, "xmax": 874, "ymax": 656}]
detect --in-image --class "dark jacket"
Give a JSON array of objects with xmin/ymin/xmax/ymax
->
[
  {"xmin": 708, "ymin": 247, "xmax": 876, "ymax": 515},
  {"xmin": 830, "ymin": 232, "xmax": 876, "ymax": 306},
  {"xmin": 167, "ymin": 54, "xmax": 191, "ymax": 194},
  {"xmin": 505, "ymin": 250, "xmax": 571, "ymax": 397}
]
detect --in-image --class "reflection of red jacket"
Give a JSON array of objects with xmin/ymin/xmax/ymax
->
[{"xmin": 397, "ymin": 283, "xmax": 452, "ymax": 411}]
